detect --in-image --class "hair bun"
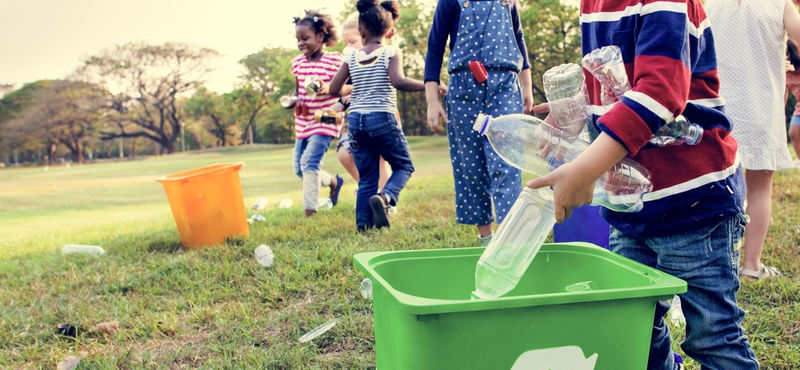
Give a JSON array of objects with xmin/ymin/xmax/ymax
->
[
  {"xmin": 380, "ymin": 0, "xmax": 400, "ymax": 20},
  {"xmin": 356, "ymin": 0, "xmax": 378, "ymax": 13}
]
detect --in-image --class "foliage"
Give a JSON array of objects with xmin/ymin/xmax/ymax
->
[
  {"xmin": 238, "ymin": 48, "xmax": 298, "ymax": 144},
  {"xmin": 519, "ymin": 0, "xmax": 583, "ymax": 104},
  {"xmin": 79, "ymin": 42, "xmax": 220, "ymax": 153},
  {"xmin": 3, "ymin": 81, "xmax": 107, "ymax": 164},
  {"xmin": 184, "ymin": 87, "xmax": 241, "ymax": 147}
]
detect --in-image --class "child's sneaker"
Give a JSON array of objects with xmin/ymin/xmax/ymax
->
[
  {"xmin": 369, "ymin": 193, "xmax": 390, "ymax": 229},
  {"xmin": 479, "ymin": 234, "xmax": 493, "ymax": 247},
  {"xmin": 674, "ymin": 353, "xmax": 684, "ymax": 370}
]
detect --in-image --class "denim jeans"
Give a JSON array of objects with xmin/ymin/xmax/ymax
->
[
  {"xmin": 293, "ymin": 134, "xmax": 334, "ymax": 210},
  {"xmin": 610, "ymin": 213, "xmax": 758, "ymax": 370},
  {"xmin": 347, "ymin": 111, "xmax": 414, "ymax": 228}
]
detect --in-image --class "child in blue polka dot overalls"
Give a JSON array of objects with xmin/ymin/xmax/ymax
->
[{"xmin": 424, "ymin": 0, "xmax": 534, "ymax": 245}]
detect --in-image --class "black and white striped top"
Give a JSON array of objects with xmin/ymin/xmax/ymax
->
[{"xmin": 348, "ymin": 46, "xmax": 398, "ymax": 114}]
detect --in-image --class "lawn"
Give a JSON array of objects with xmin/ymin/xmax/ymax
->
[{"xmin": 0, "ymin": 137, "xmax": 798, "ymax": 369}]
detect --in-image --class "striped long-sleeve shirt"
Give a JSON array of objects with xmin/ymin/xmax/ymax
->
[
  {"xmin": 582, "ymin": 0, "xmax": 745, "ymax": 237},
  {"xmin": 291, "ymin": 52, "xmax": 344, "ymax": 139}
]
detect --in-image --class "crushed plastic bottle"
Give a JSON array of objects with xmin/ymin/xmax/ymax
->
[
  {"xmin": 298, "ymin": 319, "xmax": 337, "ymax": 343},
  {"xmin": 668, "ymin": 295, "xmax": 686, "ymax": 327},
  {"xmin": 474, "ymin": 113, "xmax": 652, "ymax": 212},
  {"xmin": 582, "ymin": 45, "xmax": 703, "ymax": 147},
  {"xmin": 248, "ymin": 213, "xmax": 267, "ymax": 224},
  {"xmin": 360, "ymin": 278, "xmax": 373, "ymax": 299},
  {"xmin": 279, "ymin": 198, "xmax": 293, "ymax": 209},
  {"xmin": 472, "ymin": 187, "xmax": 556, "ymax": 300},
  {"xmin": 317, "ymin": 197, "xmax": 333, "ymax": 211},
  {"xmin": 254, "ymin": 244, "xmax": 274, "ymax": 267},
  {"xmin": 564, "ymin": 281, "xmax": 599, "ymax": 292},
  {"xmin": 542, "ymin": 63, "xmax": 593, "ymax": 135},
  {"xmin": 61, "ymin": 244, "xmax": 106, "ymax": 255},
  {"xmin": 252, "ymin": 197, "xmax": 268, "ymax": 211}
]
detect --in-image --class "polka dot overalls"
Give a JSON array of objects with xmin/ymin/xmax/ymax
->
[{"xmin": 446, "ymin": 0, "xmax": 523, "ymax": 225}]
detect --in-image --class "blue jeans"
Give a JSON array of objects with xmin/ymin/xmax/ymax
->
[
  {"xmin": 347, "ymin": 111, "xmax": 414, "ymax": 229},
  {"xmin": 293, "ymin": 134, "xmax": 334, "ymax": 176},
  {"xmin": 610, "ymin": 214, "xmax": 758, "ymax": 370}
]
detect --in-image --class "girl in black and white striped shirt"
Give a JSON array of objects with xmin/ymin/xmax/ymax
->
[{"xmin": 329, "ymin": 0, "xmax": 446, "ymax": 232}]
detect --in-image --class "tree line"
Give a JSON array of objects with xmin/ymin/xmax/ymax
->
[{"xmin": 0, "ymin": 0, "xmax": 581, "ymax": 166}]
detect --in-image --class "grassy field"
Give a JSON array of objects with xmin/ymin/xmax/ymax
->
[{"xmin": 0, "ymin": 137, "xmax": 798, "ymax": 369}]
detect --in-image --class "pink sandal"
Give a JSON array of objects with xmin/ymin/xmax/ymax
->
[{"xmin": 739, "ymin": 264, "xmax": 781, "ymax": 280}]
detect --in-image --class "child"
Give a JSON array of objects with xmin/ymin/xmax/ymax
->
[
  {"xmin": 706, "ymin": 0, "xmax": 800, "ymax": 280},
  {"xmin": 331, "ymin": 13, "xmax": 392, "ymax": 195},
  {"xmin": 290, "ymin": 10, "xmax": 345, "ymax": 217},
  {"xmin": 424, "ymin": 0, "xmax": 535, "ymax": 246},
  {"xmin": 329, "ymin": 0, "xmax": 445, "ymax": 231},
  {"xmin": 788, "ymin": 38, "xmax": 800, "ymax": 168},
  {"xmin": 528, "ymin": 0, "xmax": 758, "ymax": 368}
]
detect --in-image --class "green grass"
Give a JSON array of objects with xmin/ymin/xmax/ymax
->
[{"xmin": 0, "ymin": 138, "xmax": 798, "ymax": 369}]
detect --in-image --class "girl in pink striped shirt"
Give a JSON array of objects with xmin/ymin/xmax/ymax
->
[{"xmin": 290, "ymin": 10, "xmax": 348, "ymax": 217}]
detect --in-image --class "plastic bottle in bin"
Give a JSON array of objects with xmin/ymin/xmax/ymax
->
[
  {"xmin": 473, "ymin": 113, "xmax": 653, "ymax": 212},
  {"xmin": 542, "ymin": 63, "xmax": 592, "ymax": 135},
  {"xmin": 472, "ymin": 187, "xmax": 556, "ymax": 299}
]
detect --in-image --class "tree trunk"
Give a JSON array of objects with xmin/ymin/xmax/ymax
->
[
  {"xmin": 131, "ymin": 137, "xmax": 137, "ymax": 159},
  {"xmin": 76, "ymin": 141, "xmax": 84, "ymax": 164}
]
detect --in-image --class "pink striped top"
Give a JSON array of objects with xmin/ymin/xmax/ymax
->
[{"xmin": 291, "ymin": 52, "xmax": 345, "ymax": 139}]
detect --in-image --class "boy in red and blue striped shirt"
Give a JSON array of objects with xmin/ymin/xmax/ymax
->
[{"xmin": 529, "ymin": 0, "xmax": 759, "ymax": 368}]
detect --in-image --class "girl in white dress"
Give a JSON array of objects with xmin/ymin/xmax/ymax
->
[{"xmin": 706, "ymin": 0, "xmax": 800, "ymax": 279}]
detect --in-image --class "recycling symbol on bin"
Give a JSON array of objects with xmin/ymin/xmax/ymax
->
[{"xmin": 510, "ymin": 346, "xmax": 598, "ymax": 370}]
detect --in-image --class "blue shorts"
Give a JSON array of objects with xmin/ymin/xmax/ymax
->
[{"xmin": 791, "ymin": 115, "xmax": 800, "ymax": 126}]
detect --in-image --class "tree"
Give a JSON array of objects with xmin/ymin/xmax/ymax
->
[
  {"xmin": 0, "ymin": 80, "xmax": 53, "ymax": 163},
  {"xmin": 238, "ymin": 47, "xmax": 297, "ymax": 144},
  {"xmin": 184, "ymin": 87, "xmax": 240, "ymax": 147},
  {"xmin": 79, "ymin": 43, "xmax": 220, "ymax": 153},
  {"xmin": 519, "ymin": 0, "xmax": 583, "ymax": 105}
]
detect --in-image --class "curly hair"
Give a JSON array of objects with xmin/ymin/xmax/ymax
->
[
  {"xmin": 293, "ymin": 10, "xmax": 339, "ymax": 47},
  {"xmin": 355, "ymin": 0, "xmax": 400, "ymax": 37}
]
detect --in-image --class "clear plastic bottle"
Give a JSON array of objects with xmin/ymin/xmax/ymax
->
[
  {"xmin": 582, "ymin": 45, "xmax": 703, "ymax": 147},
  {"xmin": 317, "ymin": 197, "xmax": 333, "ymax": 211},
  {"xmin": 542, "ymin": 63, "xmax": 593, "ymax": 135},
  {"xmin": 61, "ymin": 244, "xmax": 106, "ymax": 255},
  {"xmin": 472, "ymin": 187, "xmax": 556, "ymax": 299},
  {"xmin": 474, "ymin": 113, "xmax": 652, "ymax": 212},
  {"xmin": 254, "ymin": 244, "xmax": 274, "ymax": 267},
  {"xmin": 668, "ymin": 295, "xmax": 686, "ymax": 327}
]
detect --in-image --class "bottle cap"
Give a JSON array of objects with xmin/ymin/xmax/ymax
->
[
  {"xmin": 472, "ymin": 113, "xmax": 491, "ymax": 135},
  {"xmin": 470, "ymin": 290, "xmax": 489, "ymax": 300}
]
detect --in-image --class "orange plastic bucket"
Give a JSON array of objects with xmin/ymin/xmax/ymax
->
[{"xmin": 156, "ymin": 162, "xmax": 249, "ymax": 248}]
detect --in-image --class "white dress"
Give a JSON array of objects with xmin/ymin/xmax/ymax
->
[{"xmin": 706, "ymin": 0, "xmax": 793, "ymax": 170}]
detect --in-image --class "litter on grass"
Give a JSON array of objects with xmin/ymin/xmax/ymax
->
[{"xmin": 298, "ymin": 320, "xmax": 337, "ymax": 343}]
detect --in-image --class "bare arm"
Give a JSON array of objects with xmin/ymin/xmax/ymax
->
[
  {"xmin": 328, "ymin": 63, "xmax": 351, "ymax": 97},
  {"xmin": 388, "ymin": 49, "xmax": 425, "ymax": 92},
  {"xmin": 786, "ymin": 0, "xmax": 800, "ymax": 42},
  {"xmin": 426, "ymin": 81, "xmax": 448, "ymax": 134},
  {"xmin": 518, "ymin": 68, "xmax": 534, "ymax": 114}
]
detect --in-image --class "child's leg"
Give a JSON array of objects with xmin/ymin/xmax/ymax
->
[
  {"xmin": 789, "ymin": 116, "xmax": 800, "ymax": 163},
  {"xmin": 446, "ymin": 72, "xmax": 496, "ymax": 230},
  {"xmin": 378, "ymin": 156, "xmax": 390, "ymax": 190},
  {"xmin": 348, "ymin": 113, "xmax": 383, "ymax": 229},
  {"xmin": 337, "ymin": 134, "xmax": 360, "ymax": 182},
  {"xmin": 612, "ymin": 214, "xmax": 759, "ymax": 370},
  {"xmin": 293, "ymin": 138, "xmax": 308, "ymax": 179},
  {"xmin": 376, "ymin": 114, "xmax": 413, "ymax": 208},
  {"xmin": 742, "ymin": 169, "xmax": 775, "ymax": 273},
  {"xmin": 299, "ymin": 134, "xmax": 334, "ymax": 213}
]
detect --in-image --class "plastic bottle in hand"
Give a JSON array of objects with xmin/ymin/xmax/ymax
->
[
  {"xmin": 474, "ymin": 113, "xmax": 652, "ymax": 212},
  {"xmin": 582, "ymin": 45, "xmax": 703, "ymax": 147},
  {"xmin": 472, "ymin": 187, "xmax": 556, "ymax": 299},
  {"xmin": 473, "ymin": 112, "xmax": 587, "ymax": 177},
  {"xmin": 542, "ymin": 63, "xmax": 593, "ymax": 136}
]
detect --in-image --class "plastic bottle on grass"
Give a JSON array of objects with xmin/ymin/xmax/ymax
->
[
  {"xmin": 669, "ymin": 295, "xmax": 686, "ymax": 327},
  {"xmin": 474, "ymin": 113, "xmax": 653, "ymax": 213},
  {"xmin": 317, "ymin": 197, "xmax": 333, "ymax": 211},
  {"xmin": 254, "ymin": 244, "xmax": 274, "ymax": 267},
  {"xmin": 61, "ymin": 244, "xmax": 106, "ymax": 255},
  {"xmin": 472, "ymin": 187, "xmax": 556, "ymax": 300}
]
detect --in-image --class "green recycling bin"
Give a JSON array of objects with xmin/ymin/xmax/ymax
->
[{"xmin": 353, "ymin": 243, "xmax": 686, "ymax": 370}]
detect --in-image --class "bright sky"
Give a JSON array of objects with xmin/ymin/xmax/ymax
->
[{"xmin": 0, "ymin": 0, "xmax": 348, "ymax": 93}]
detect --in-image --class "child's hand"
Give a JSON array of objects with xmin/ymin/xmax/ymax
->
[
  {"xmin": 523, "ymin": 89, "xmax": 535, "ymax": 114},
  {"xmin": 526, "ymin": 162, "xmax": 595, "ymax": 223},
  {"xmin": 438, "ymin": 83, "xmax": 448, "ymax": 96},
  {"xmin": 317, "ymin": 81, "xmax": 330, "ymax": 95},
  {"xmin": 427, "ymin": 100, "xmax": 449, "ymax": 134},
  {"xmin": 341, "ymin": 94, "xmax": 351, "ymax": 105}
]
